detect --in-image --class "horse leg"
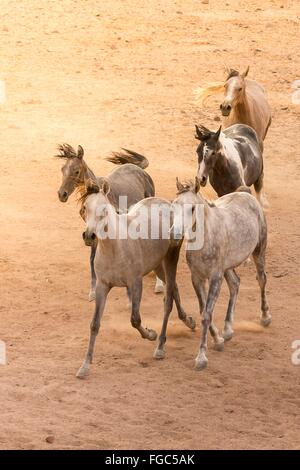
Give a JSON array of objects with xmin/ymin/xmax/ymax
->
[
  {"xmin": 192, "ymin": 274, "xmax": 224, "ymax": 351},
  {"xmin": 131, "ymin": 278, "xmax": 157, "ymax": 341},
  {"xmin": 126, "ymin": 286, "xmax": 132, "ymax": 310},
  {"xmin": 223, "ymin": 269, "xmax": 240, "ymax": 341},
  {"xmin": 195, "ymin": 273, "xmax": 223, "ymax": 370},
  {"xmin": 154, "ymin": 276, "xmax": 165, "ymax": 294},
  {"xmin": 154, "ymin": 248, "xmax": 195, "ymax": 360},
  {"xmin": 252, "ymin": 246, "xmax": 271, "ymax": 327},
  {"xmin": 77, "ymin": 282, "xmax": 110, "ymax": 378},
  {"xmin": 88, "ymin": 240, "xmax": 97, "ymax": 302},
  {"xmin": 254, "ymin": 171, "xmax": 269, "ymax": 209}
]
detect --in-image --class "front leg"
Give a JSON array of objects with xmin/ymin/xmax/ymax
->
[
  {"xmin": 131, "ymin": 278, "xmax": 157, "ymax": 341},
  {"xmin": 77, "ymin": 282, "xmax": 110, "ymax": 378},
  {"xmin": 192, "ymin": 275, "xmax": 224, "ymax": 350},
  {"xmin": 195, "ymin": 273, "xmax": 223, "ymax": 370},
  {"xmin": 88, "ymin": 241, "xmax": 97, "ymax": 302}
]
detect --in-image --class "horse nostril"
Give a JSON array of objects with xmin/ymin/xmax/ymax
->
[
  {"xmin": 220, "ymin": 104, "xmax": 223, "ymax": 110},
  {"xmin": 82, "ymin": 232, "xmax": 86, "ymax": 240},
  {"xmin": 91, "ymin": 233, "xmax": 96, "ymax": 240},
  {"xmin": 226, "ymin": 105, "xmax": 231, "ymax": 111}
]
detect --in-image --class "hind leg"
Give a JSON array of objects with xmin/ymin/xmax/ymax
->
[
  {"xmin": 192, "ymin": 274, "xmax": 224, "ymax": 351},
  {"xmin": 223, "ymin": 269, "xmax": 240, "ymax": 341},
  {"xmin": 131, "ymin": 278, "xmax": 157, "ymax": 341},
  {"xmin": 154, "ymin": 247, "xmax": 194, "ymax": 359},
  {"xmin": 252, "ymin": 246, "xmax": 271, "ymax": 327},
  {"xmin": 254, "ymin": 172, "xmax": 269, "ymax": 209}
]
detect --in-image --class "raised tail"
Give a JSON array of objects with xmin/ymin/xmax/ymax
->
[{"xmin": 106, "ymin": 148, "xmax": 149, "ymax": 169}]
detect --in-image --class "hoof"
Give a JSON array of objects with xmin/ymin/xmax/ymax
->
[
  {"xmin": 213, "ymin": 338, "xmax": 225, "ymax": 352},
  {"xmin": 195, "ymin": 356, "xmax": 208, "ymax": 370},
  {"xmin": 88, "ymin": 290, "xmax": 96, "ymax": 302},
  {"xmin": 146, "ymin": 329, "xmax": 158, "ymax": 341},
  {"xmin": 153, "ymin": 348, "xmax": 165, "ymax": 360},
  {"xmin": 261, "ymin": 314, "xmax": 272, "ymax": 327},
  {"xmin": 76, "ymin": 365, "xmax": 90, "ymax": 379},
  {"xmin": 185, "ymin": 316, "xmax": 196, "ymax": 330},
  {"xmin": 223, "ymin": 329, "xmax": 234, "ymax": 341}
]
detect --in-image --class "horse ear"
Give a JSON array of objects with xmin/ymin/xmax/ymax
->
[
  {"xmin": 77, "ymin": 145, "xmax": 84, "ymax": 159},
  {"xmin": 86, "ymin": 178, "xmax": 99, "ymax": 194},
  {"xmin": 214, "ymin": 126, "xmax": 222, "ymax": 140},
  {"xmin": 176, "ymin": 177, "xmax": 184, "ymax": 192},
  {"xmin": 241, "ymin": 66, "xmax": 249, "ymax": 78},
  {"xmin": 194, "ymin": 177, "xmax": 200, "ymax": 194},
  {"xmin": 195, "ymin": 124, "xmax": 211, "ymax": 141},
  {"xmin": 195, "ymin": 125, "xmax": 202, "ymax": 141},
  {"xmin": 101, "ymin": 180, "xmax": 110, "ymax": 195}
]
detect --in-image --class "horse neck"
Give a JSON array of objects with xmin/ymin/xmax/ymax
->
[
  {"xmin": 232, "ymin": 89, "xmax": 251, "ymax": 124},
  {"xmin": 97, "ymin": 202, "xmax": 124, "ymax": 253},
  {"xmin": 83, "ymin": 161, "xmax": 98, "ymax": 183}
]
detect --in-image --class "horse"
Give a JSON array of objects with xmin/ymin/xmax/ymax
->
[
  {"xmin": 76, "ymin": 178, "xmax": 195, "ymax": 378},
  {"xmin": 194, "ymin": 67, "xmax": 272, "ymax": 148},
  {"xmin": 56, "ymin": 144, "xmax": 164, "ymax": 298},
  {"xmin": 195, "ymin": 123, "xmax": 268, "ymax": 207},
  {"xmin": 154, "ymin": 177, "xmax": 271, "ymax": 370}
]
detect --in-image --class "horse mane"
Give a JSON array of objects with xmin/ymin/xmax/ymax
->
[
  {"xmin": 77, "ymin": 183, "xmax": 100, "ymax": 205},
  {"xmin": 194, "ymin": 82, "xmax": 225, "ymax": 105},
  {"xmin": 55, "ymin": 143, "xmax": 78, "ymax": 159},
  {"xmin": 226, "ymin": 69, "xmax": 239, "ymax": 80}
]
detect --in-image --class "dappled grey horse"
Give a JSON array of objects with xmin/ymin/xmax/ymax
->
[
  {"xmin": 76, "ymin": 178, "xmax": 195, "ymax": 378},
  {"xmin": 56, "ymin": 144, "xmax": 164, "ymax": 299},
  {"xmin": 195, "ymin": 123, "xmax": 268, "ymax": 207},
  {"xmin": 154, "ymin": 177, "xmax": 271, "ymax": 370}
]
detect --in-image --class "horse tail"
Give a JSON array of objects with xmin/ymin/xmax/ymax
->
[
  {"xmin": 194, "ymin": 82, "xmax": 225, "ymax": 105},
  {"xmin": 106, "ymin": 148, "xmax": 149, "ymax": 169}
]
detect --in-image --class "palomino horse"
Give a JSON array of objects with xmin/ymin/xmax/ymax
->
[
  {"xmin": 195, "ymin": 67, "xmax": 272, "ymax": 148},
  {"xmin": 195, "ymin": 123, "xmax": 268, "ymax": 207},
  {"xmin": 56, "ymin": 144, "xmax": 164, "ymax": 298},
  {"xmin": 76, "ymin": 179, "xmax": 195, "ymax": 378},
  {"xmin": 154, "ymin": 178, "xmax": 271, "ymax": 370}
]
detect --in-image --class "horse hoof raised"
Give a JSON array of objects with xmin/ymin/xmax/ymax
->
[
  {"xmin": 76, "ymin": 365, "xmax": 90, "ymax": 379},
  {"xmin": 88, "ymin": 290, "xmax": 96, "ymax": 302},
  {"xmin": 213, "ymin": 338, "xmax": 225, "ymax": 352},
  {"xmin": 195, "ymin": 355, "xmax": 208, "ymax": 370},
  {"xmin": 146, "ymin": 329, "xmax": 158, "ymax": 341},
  {"xmin": 185, "ymin": 316, "xmax": 196, "ymax": 330},
  {"xmin": 153, "ymin": 348, "xmax": 165, "ymax": 360},
  {"xmin": 260, "ymin": 314, "xmax": 272, "ymax": 327}
]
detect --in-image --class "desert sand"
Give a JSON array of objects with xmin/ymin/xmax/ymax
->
[{"xmin": 0, "ymin": 0, "xmax": 300, "ymax": 450}]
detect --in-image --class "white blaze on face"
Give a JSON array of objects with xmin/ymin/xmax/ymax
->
[
  {"xmin": 85, "ymin": 194, "xmax": 99, "ymax": 236},
  {"xmin": 198, "ymin": 144, "xmax": 209, "ymax": 181}
]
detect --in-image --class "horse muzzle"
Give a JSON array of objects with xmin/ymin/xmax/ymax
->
[
  {"xmin": 220, "ymin": 103, "xmax": 232, "ymax": 117},
  {"xmin": 200, "ymin": 176, "xmax": 207, "ymax": 187},
  {"xmin": 58, "ymin": 190, "xmax": 68, "ymax": 202},
  {"xmin": 82, "ymin": 231, "xmax": 96, "ymax": 246}
]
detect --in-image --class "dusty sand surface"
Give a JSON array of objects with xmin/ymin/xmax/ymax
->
[{"xmin": 0, "ymin": 0, "xmax": 300, "ymax": 450}]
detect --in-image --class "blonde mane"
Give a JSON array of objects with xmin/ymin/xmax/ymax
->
[{"xmin": 194, "ymin": 82, "xmax": 225, "ymax": 106}]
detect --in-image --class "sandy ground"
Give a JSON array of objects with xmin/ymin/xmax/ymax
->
[{"xmin": 0, "ymin": 0, "xmax": 300, "ymax": 450}]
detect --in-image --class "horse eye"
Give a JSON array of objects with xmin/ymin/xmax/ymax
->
[{"xmin": 238, "ymin": 87, "xmax": 242, "ymax": 91}]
